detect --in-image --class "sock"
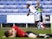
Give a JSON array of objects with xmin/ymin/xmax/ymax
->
[{"xmin": 37, "ymin": 21, "xmax": 41, "ymax": 29}]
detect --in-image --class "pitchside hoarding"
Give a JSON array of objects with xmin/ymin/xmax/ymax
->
[
  {"xmin": 7, "ymin": 15, "xmax": 34, "ymax": 23},
  {"xmin": 0, "ymin": 14, "xmax": 50, "ymax": 23},
  {"xmin": 7, "ymin": 14, "xmax": 50, "ymax": 23}
]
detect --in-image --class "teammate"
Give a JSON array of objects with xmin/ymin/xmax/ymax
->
[
  {"xmin": 3, "ymin": 25, "xmax": 52, "ymax": 38},
  {"xmin": 27, "ymin": 0, "xmax": 45, "ymax": 29}
]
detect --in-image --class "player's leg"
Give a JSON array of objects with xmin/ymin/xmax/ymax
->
[
  {"xmin": 38, "ymin": 34, "xmax": 50, "ymax": 38},
  {"xmin": 35, "ymin": 21, "xmax": 41, "ymax": 29},
  {"xmin": 46, "ymin": 34, "xmax": 52, "ymax": 37},
  {"xmin": 35, "ymin": 13, "xmax": 45, "ymax": 29},
  {"xmin": 40, "ymin": 13, "xmax": 43, "ymax": 22},
  {"xmin": 34, "ymin": 13, "xmax": 39, "ymax": 29},
  {"xmin": 35, "ymin": 13, "xmax": 41, "ymax": 29},
  {"xmin": 26, "ymin": 31, "xmax": 38, "ymax": 38},
  {"xmin": 26, "ymin": 31, "xmax": 49, "ymax": 38},
  {"xmin": 35, "ymin": 21, "xmax": 39, "ymax": 27},
  {"xmin": 26, "ymin": 31, "xmax": 38, "ymax": 35},
  {"xmin": 40, "ymin": 13, "xmax": 45, "ymax": 30}
]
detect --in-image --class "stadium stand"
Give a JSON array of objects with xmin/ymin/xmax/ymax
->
[{"xmin": 0, "ymin": 0, "xmax": 52, "ymax": 23}]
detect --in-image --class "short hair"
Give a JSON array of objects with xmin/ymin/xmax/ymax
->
[
  {"xmin": 4, "ymin": 31, "xmax": 9, "ymax": 37},
  {"xmin": 27, "ymin": 4, "xmax": 30, "ymax": 6}
]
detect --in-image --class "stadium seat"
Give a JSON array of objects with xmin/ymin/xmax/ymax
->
[{"xmin": 0, "ymin": 0, "xmax": 52, "ymax": 14}]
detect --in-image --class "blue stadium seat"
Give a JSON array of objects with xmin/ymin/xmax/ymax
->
[
  {"xmin": 0, "ymin": 0, "xmax": 52, "ymax": 23},
  {"xmin": 0, "ymin": 0, "xmax": 52, "ymax": 15},
  {"xmin": 0, "ymin": 15, "xmax": 6, "ymax": 23}
]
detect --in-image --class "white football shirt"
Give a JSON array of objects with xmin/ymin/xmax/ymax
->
[{"xmin": 29, "ymin": 6, "xmax": 37, "ymax": 13}]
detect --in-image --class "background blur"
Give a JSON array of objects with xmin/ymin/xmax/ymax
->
[
  {"xmin": 0, "ymin": 0, "xmax": 52, "ymax": 39},
  {"xmin": 0, "ymin": 0, "xmax": 51, "ymax": 28}
]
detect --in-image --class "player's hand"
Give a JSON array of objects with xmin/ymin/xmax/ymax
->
[
  {"xmin": 27, "ymin": 13, "xmax": 29, "ymax": 16},
  {"xmin": 2, "ymin": 36, "xmax": 6, "ymax": 38}
]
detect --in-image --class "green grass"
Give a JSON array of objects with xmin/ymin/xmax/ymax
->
[{"xmin": 0, "ymin": 27, "xmax": 52, "ymax": 39}]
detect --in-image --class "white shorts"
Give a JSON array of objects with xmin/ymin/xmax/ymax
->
[
  {"xmin": 34, "ymin": 12, "xmax": 41, "ymax": 21},
  {"xmin": 28, "ymin": 33, "xmax": 37, "ymax": 38}
]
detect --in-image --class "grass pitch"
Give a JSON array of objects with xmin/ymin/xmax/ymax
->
[{"xmin": 0, "ymin": 27, "xmax": 52, "ymax": 39}]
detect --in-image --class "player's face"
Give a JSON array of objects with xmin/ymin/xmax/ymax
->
[
  {"xmin": 8, "ymin": 30, "xmax": 13, "ymax": 36},
  {"xmin": 37, "ymin": 3, "xmax": 40, "ymax": 7},
  {"xmin": 27, "ymin": 5, "xmax": 30, "ymax": 8}
]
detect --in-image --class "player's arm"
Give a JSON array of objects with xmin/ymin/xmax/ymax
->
[
  {"xmin": 9, "ymin": 28, "xmax": 16, "ymax": 37},
  {"xmin": 2, "ymin": 36, "xmax": 6, "ymax": 38},
  {"xmin": 27, "ymin": 9, "xmax": 30, "ymax": 16}
]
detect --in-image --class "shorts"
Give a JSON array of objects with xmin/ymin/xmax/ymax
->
[
  {"xmin": 26, "ymin": 31, "xmax": 37, "ymax": 38},
  {"xmin": 34, "ymin": 12, "xmax": 41, "ymax": 21}
]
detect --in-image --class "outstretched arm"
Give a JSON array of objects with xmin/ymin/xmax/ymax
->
[
  {"xmin": 27, "ymin": 9, "xmax": 30, "ymax": 16},
  {"xmin": 9, "ymin": 28, "xmax": 16, "ymax": 37}
]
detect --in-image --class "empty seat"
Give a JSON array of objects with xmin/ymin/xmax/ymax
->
[{"xmin": 0, "ymin": 0, "xmax": 52, "ymax": 15}]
